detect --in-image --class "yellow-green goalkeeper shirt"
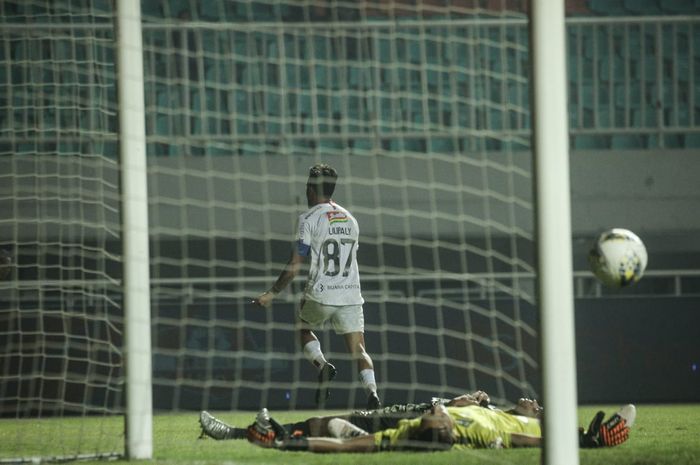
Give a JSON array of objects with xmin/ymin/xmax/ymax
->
[
  {"xmin": 449, "ymin": 405, "xmax": 541, "ymax": 449},
  {"xmin": 373, "ymin": 405, "xmax": 541, "ymax": 450}
]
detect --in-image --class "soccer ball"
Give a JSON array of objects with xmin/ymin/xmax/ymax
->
[{"xmin": 588, "ymin": 228, "xmax": 648, "ymax": 288}]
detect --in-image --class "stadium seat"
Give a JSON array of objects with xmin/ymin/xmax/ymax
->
[
  {"xmin": 153, "ymin": 88, "xmax": 170, "ymax": 114},
  {"xmin": 315, "ymin": 66, "xmax": 329, "ymax": 89},
  {"xmin": 598, "ymin": 58, "xmax": 613, "ymax": 83},
  {"xmin": 643, "ymin": 81, "xmax": 659, "ymax": 108},
  {"xmin": 145, "ymin": 29, "xmax": 168, "ymax": 53},
  {"xmin": 197, "ymin": 0, "xmax": 225, "ymax": 21},
  {"xmin": 623, "ymin": 0, "xmax": 662, "ymax": 15},
  {"xmin": 452, "ymin": 43, "xmax": 469, "ymax": 68},
  {"xmin": 611, "ymin": 134, "xmax": 643, "ymax": 149},
  {"xmin": 589, "ymin": 0, "xmax": 627, "ymax": 15},
  {"xmin": 615, "ymin": 82, "xmax": 642, "ymax": 110},
  {"xmin": 318, "ymin": 139, "xmax": 345, "ymax": 153},
  {"xmin": 624, "ymin": 26, "xmax": 643, "ymax": 55},
  {"xmin": 671, "ymin": 106, "xmax": 691, "ymax": 127},
  {"xmin": 312, "ymin": 36, "xmax": 328, "ymax": 59},
  {"xmin": 199, "ymin": 30, "xmax": 219, "ymax": 54},
  {"xmin": 683, "ymin": 133, "xmax": 700, "ymax": 148},
  {"xmin": 663, "ymin": 134, "xmax": 684, "ymax": 148},
  {"xmin": 595, "ymin": 27, "xmax": 612, "ymax": 56},
  {"xmin": 507, "ymin": 83, "xmax": 527, "ymax": 108},
  {"xmin": 597, "ymin": 103, "xmax": 614, "ymax": 127},
  {"xmin": 407, "ymin": 40, "xmax": 421, "ymax": 64},
  {"xmin": 637, "ymin": 107, "xmax": 659, "ymax": 127},
  {"xmin": 579, "ymin": 56, "xmax": 596, "ymax": 83},
  {"xmin": 229, "ymin": 38, "xmax": 248, "ymax": 62},
  {"xmin": 154, "ymin": 115, "xmax": 171, "ymax": 137},
  {"xmin": 572, "ymin": 135, "xmax": 610, "ymax": 150},
  {"xmin": 482, "ymin": 83, "xmax": 499, "ymax": 106},
  {"xmin": 164, "ymin": 0, "xmax": 191, "ymax": 19},
  {"xmin": 349, "ymin": 138, "xmax": 373, "ymax": 153},
  {"xmin": 429, "ymin": 138, "xmax": 454, "ymax": 154},
  {"xmin": 676, "ymin": 56, "xmax": 690, "ymax": 83},
  {"xmin": 487, "ymin": 109, "xmax": 504, "ymax": 131},
  {"xmin": 644, "ymin": 134, "xmax": 685, "ymax": 149},
  {"xmin": 140, "ymin": 2, "xmax": 163, "ymax": 19},
  {"xmin": 579, "ymin": 84, "xmax": 595, "ymax": 110},
  {"xmin": 643, "ymin": 133, "xmax": 660, "ymax": 149},
  {"xmin": 568, "ymin": 102, "xmax": 582, "ymax": 129},
  {"xmin": 567, "ymin": 54, "xmax": 579, "ymax": 84},
  {"xmin": 190, "ymin": 92, "xmax": 205, "ymax": 134},
  {"xmin": 347, "ymin": 67, "xmax": 360, "ymax": 88},
  {"xmin": 661, "ymin": 0, "xmax": 698, "ymax": 13},
  {"xmin": 202, "ymin": 57, "xmax": 220, "ymax": 83},
  {"xmin": 247, "ymin": 2, "xmax": 275, "ymax": 21}
]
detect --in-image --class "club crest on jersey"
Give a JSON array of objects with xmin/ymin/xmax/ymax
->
[{"xmin": 326, "ymin": 211, "xmax": 348, "ymax": 224}]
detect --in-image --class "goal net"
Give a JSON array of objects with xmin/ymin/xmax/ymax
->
[
  {"xmin": 141, "ymin": 1, "xmax": 538, "ymax": 412},
  {"xmin": 0, "ymin": 1, "xmax": 124, "ymax": 461},
  {"xmin": 1, "ymin": 0, "xmax": 538, "ymax": 460}
]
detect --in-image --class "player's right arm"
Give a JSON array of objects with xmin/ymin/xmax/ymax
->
[
  {"xmin": 303, "ymin": 435, "xmax": 376, "ymax": 453},
  {"xmin": 253, "ymin": 250, "xmax": 305, "ymax": 308},
  {"xmin": 510, "ymin": 433, "xmax": 541, "ymax": 447},
  {"xmin": 254, "ymin": 211, "xmax": 314, "ymax": 308},
  {"xmin": 255, "ymin": 434, "xmax": 376, "ymax": 453}
]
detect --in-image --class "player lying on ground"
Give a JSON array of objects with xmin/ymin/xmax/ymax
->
[
  {"xmin": 244, "ymin": 402, "xmax": 636, "ymax": 452},
  {"xmin": 199, "ymin": 390, "xmax": 492, "ymax": 440}
]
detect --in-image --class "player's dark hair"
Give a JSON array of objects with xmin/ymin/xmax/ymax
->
[{"xmin": 307, "ymin": 163, "xmax": 337, "ymax": 198}]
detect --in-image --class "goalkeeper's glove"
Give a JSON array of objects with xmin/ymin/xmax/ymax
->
[
  {"xmin": 246, "ymin": 408, "xmax": 289, "ymax": 448},
  {"xmin": 245, "ymin": 410, "xmax": 310, "ymax": 451},
  {"xmin": 579, "ymin": 410, "xmax": 630, "ymax": 448}
]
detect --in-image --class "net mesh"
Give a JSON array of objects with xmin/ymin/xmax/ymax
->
[
  {"xmin": 1, "ymin": 2, "xmax": 539, "ymax": 460},
  {"xmin": 141, "ymin": 1, "xmax": 538, "ymax": 411},
  {"xmin": 0, "ymin": 0, "xmax": 123, "ymax": 461}
]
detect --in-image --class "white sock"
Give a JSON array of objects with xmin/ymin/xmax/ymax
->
[
  {"xmin": 359, "ymin": 368, "xmax": 377, "ymax": 394},
  {"xmin": 302, "ymin": 340, "xmax": 327, "ymax": 369}
]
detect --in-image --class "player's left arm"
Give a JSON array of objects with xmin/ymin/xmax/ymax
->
[
  {"xmin": 254, "ymin": 250, "xmax": 306, "ymax": 307},
  {"xmin": 510, "ymin": 433, "xmax": 542, "ymax": 448},
  {"xmin": 579, "ymin": 409, "xmax": 631, "ymax": 448},
  {"xmin": 268, "ymin": 434, "xmax": 377, "ymax": 453}
]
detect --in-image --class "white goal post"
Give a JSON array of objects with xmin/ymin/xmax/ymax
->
[
  {"xmin": 117, "ymin": 0, "xmax": 153, "ymax": 460},
  {"xmin": 1, "ymin": 1, "xmax": 582, "ymax": 463},
  {"xmin": 531, "ymin": 0, "xmax": 579, "ymax": 464}
]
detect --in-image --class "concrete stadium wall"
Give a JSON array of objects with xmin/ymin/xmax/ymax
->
[{"xmin": 4, "ymin": 149, "xmax": 699, "ymax": 265}]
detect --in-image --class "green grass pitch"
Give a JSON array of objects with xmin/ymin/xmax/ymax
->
[{"xmin": 1, "ymin": 404, "xmax": 699, "ymax": 464}]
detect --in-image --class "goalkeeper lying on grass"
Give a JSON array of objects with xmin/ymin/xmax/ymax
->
[
  {"xmin": 199, "ymin": 391, "xmax": 495, "ymax": 440},
  {"xmin": 200, "ymin": 390, "xmax": 492, "ymax": 440},
  {"xmin": 202, "ymin": 397, "xmax": 635, "ymax": 452}
]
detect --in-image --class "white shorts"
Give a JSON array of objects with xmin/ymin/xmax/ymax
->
[{"xmin": 299, "ymin": 299, "xmax": 365, "ymax": 334}]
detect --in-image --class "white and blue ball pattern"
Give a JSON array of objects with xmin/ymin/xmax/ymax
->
[{"xmin": 588, "ymin": 228, "xmax": 648, "ymax": 288}]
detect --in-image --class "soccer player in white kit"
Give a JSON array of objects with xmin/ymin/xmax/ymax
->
[{"xmin": 254, "ymin": 163, "xmax": 381, "ymax": 410}]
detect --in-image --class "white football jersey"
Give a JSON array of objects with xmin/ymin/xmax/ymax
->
[{"xmin": 296, "ymin": 201, "xmax": 364, "ymax": 306}]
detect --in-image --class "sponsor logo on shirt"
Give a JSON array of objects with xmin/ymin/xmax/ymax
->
[
  {"xmin": 327, "ymin": 211, "xmax": 351, "ymax": 235},
  {"xmin": 317, "ymin": 283, "xmax": 360, "ymax": 292},
  {"xmin": 326, "ymin": 211, "xmax": 348, "ymax": 224}
]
